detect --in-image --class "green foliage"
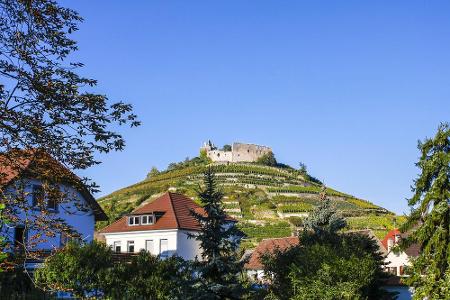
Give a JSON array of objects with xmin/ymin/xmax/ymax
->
[
  {"xmin": 288, "ymin": 216, "xmax": 304, "ymax": 227},
  {"xmin": 256, "ymin": 151, "xmax": 278, "ymax": 167},
  {"xmin": 401, "ymin": 123, "xmax": 450, "ymax": 299},
  {"xmin": 108, "ymin": 251, "xmax": 194, "ymax": 299},
  {"xmin": 146, "ymin": 166, "xmax": 160, "ymax": 179},
  {"xmin": 35, "ymin": 241, "xmax": 113, "ymax": 298},
  {"xmin": 238, "ymin": 222, "xmax": 292, "ymax": 240},
  {"xmin": 35, "ymin": 242, "xmax": 193, "ymax": 299},
  {"xmin": 262, "ymin": 194, "xmax": 391, "ymax": 300},
  {"xmin": 303, "ymin": 189, "xmax": 347, "ymax": 237},
  {"xmin": 0, "ymin": 261, "xmax": 48, "ymax": 299},
  {"xmin": 222, "ymin": 144, "xmax": 232, "ymax": 151},
  {"xmin": 190, "ymin": 167, "xmax": 247, "ymax": 299}
]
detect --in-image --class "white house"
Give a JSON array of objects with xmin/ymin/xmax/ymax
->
[
  {"xmin": 0, "ymin": 149, "xmax": 107, "ymax": 262},
  {"xmin": 381, "ymin": 229, "xmax": 420, "ymax": 276},
  {"xmin": 99, "ymin": 192, "xmax": 236, "ymax": 260}
]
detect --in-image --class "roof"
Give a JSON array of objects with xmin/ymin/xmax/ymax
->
[
  {"xmin": 381, "ymin": 229, "xmax": 420, "ymax": 257},
  {"xmin": 99, "ymin": 192, "xmax": 235, "ymax": 234},
  {"xmin": 0, "ymin": 149, "xmax": 107, "ymax": 221},
  {"xmin": 244, "ymin": 236, "xmax": 299, "ymax": 270}
]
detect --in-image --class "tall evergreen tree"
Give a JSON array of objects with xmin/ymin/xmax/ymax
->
[
  {"xmin": 401, "ymin": 123, "xmax": 450, "ymax": 299},
  {"xmin": 190, "ymin": 167, "xmax": 245, "ymax": 300}
]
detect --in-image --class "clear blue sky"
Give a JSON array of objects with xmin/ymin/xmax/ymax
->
[{"xmin": 67, "ymin": 1, "xmax": 450, "ymax": 215}]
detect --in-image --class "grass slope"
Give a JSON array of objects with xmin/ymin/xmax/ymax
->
[{"xmin": 97, "ymin": 162, "xmax": 401, "ymax": 248}]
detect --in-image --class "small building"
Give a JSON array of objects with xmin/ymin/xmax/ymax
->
[
  {"xmin": 99, "ymin": 192, "xmax": 237, "ymax": 260},
  {"xmin": 0, "ymin": 149, "xmax": 107, "ymax": 264},
  {"xmin": 381, "ymin": 229, "xmax": 420, "ymax": 276},
  {"xmin": 244, "ymin": 236, "xmax": 299, "ymax": 282}
]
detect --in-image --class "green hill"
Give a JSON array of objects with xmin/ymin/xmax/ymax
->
[{"xmin": 97, "ymin": 157, "xmax": 404, "ymax": 248}]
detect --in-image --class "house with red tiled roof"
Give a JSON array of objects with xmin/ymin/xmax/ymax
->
[
  {"xmin": 244, "ymin": 236, "xmax": 299, "ymax": 281},
  {"xmin": 0, "ymin": 149, "xmax": 107, "ymax": 264},
  {"xmin": 381, "ymin": 228, "xmax": 420, "ymax": 276},
  {"xmin": 99, "ymin": 192, "xmax": 237, "ymax": 260}
]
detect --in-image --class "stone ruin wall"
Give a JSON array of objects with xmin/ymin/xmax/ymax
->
[
  {"xmin": 205, "ymin": 142, "xmax": 272, "ymax": 163},
  {"xmin": 231, "ymin": 143, "xmax": 272, "ymax": 162}
]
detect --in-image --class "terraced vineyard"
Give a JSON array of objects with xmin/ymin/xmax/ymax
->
[{"xmin": 97, "ymin": 161, "xmax": 399, "ymax": 248}]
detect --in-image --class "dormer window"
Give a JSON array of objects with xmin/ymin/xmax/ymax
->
[
  {"xmin": 128, "ymin": 214, "xmax": 154, "ymax": 226},
  {"xmin": 141, "ymin": 215, "xmax": 154, "ymax": 225},
  {"xmin": 128, "ymin": 216, "xmax": 140, "ymax": 226}
]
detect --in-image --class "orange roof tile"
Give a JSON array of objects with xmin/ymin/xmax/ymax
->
[
  {"xmin": 381, "ymin": 228, "xmax": 420, "ymax": 257},
  {"xmin": 244, "ymin": 236, "xmax": 299, "ymax": 270},
  {"xmin": 99, "ymin": 192, "xmax": 235, "ymax": 234}
]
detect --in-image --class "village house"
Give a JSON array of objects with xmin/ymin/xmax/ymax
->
[
  {"xmin": 0, "ymin": 149, "xmax": 107, "ymax": 264},
  {"xmin": 381, "ymin": 228, "xmax": 420, "ymax": 276},
  {"xmin": 99, "ymin": 192, "xmax": 237, "ymax": 260},
  {"xmin": 244, "ymin": 236, "xmax": 299, "ymax": 281}
]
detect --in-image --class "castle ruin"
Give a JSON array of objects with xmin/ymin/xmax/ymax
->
[{"xmin": 201, "ymin": 141, "xmax": 272, "ymax": 163}]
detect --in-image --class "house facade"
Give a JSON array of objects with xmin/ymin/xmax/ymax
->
[
  {"xmin": 99, "ymin": 192, "xmax": 235, "ymax": 260},
  {"xmin": 0, "ymin": 149, "xmax": 107, "ymax": 260},
  {"xmin": 381, "ymin": 229, "xmax": 420, "ymax": 276}
]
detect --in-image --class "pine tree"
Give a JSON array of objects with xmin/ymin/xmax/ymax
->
[
  {"xmin": 190, "ymin": 167, "xmax": 245, "ymax": 300},
  {"xmin": 401, "ymin": 123, "xmax": 450, "ymax": 299},
  {"xmin": 303, "ymin": 186, "xmax": 347, "ymax": 238}
]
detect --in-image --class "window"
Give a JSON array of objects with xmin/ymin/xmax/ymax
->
[
  {"xmin": 127, "ymin": 241, "xmax": 135, "ymax": 253},
  {"xmin": 145, "ymin": 240, "xmax": 154, "ymax": 254},
  {"xmin": 160, "ymin": 239, "xmax": 168, "ymax": 258},
  {"xmin": 113, "ymin": 241, "xmax": 121, "ymax": 253},
  {"xmin": 47, "ymin": 196, "xmax": 58, "ymax": 211},
  {"xmin": 128, "ymin": 216, "xmax": 140, "ymax": 226},
  {"xmin": 32, "ymin": 185, "xmax": 44, "ymax": 207},
  {"xmin": 14, "ymin": 226, "xmax": 26, "ymax": 251},
  {"xmin": 141, "ymin": 215, "xmax": 154, "ymax": 225}
]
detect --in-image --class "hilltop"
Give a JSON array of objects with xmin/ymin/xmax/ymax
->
[{"xmin": 97, "ymin": 145, "xmax": 404, "ymax": 248}]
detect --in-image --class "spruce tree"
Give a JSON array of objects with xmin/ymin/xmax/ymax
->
[
  {"xmin": 303, "ymin": 186, "xmax": 347, "ymax": 238},
  {"xmin": 401, "ymin": 123, "xmax": 450, "ymax": 299},
  {"xmin": 190, "ymin": 167, "xmax": 245, "ymax": 300}
]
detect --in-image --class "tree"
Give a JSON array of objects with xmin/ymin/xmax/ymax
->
[
  {"xmin": 108, "ymin": 250, "xmax": 194, "ymax": 299},
  {"xmin": 147, "ymin": 166, "xmax": 160, "ymax": 179},
  {"xmin": 34, "ymin": 241, "xmax": 113, "ymax": 298},
  {"xmin": 298, "ymin": 162, "xmax": 308, "ymax": 175},
  {"xmin": 256, "ymin": 151, "xmax": 277, "ymax": 167},
  {"xmin": 401, "ymin": 123, "xmax": 450, "ymax": 299},
  {"xmin": 302, "ymin": 186, "xmax": 347, "ymax": 239},
  {"xmin": 0, "ymin": 0, "xmax": 138, "ymax": 266},
  {"xmin": 263, "ymin": 188, "xmax": 391, "ymax": 300},
  {"xmin": 222, "ymin": 144, "xmax": 232, "ymax": 151},
  {"xmin": 190, "ymin": 167, "xmax": 246, "ymax": 299}
]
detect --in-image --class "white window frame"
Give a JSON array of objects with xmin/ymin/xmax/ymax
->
[
  {"xmin": 160, "ymin": 239, "xmax": 168, "ymax": 258},
  {"xmin": 128, "ymin": 216, "xmax": 140, "ymax": 226},
  {"xmin": 113, "ymin": 241, "xmax": 121, "ymax": 253},
  {"xmin": 141, "ymin": 214, "xmax": 154, "ymax": 225},
  {"xmin": 145, "ymin": 239, "xmax": 154, "ymax": 254},
  {"xmin": 127, "ymin": 241, "xmax": 135, "ymax": 253}
]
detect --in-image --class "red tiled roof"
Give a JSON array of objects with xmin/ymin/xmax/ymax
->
[
  {"xmin": 244, "ymin": 236, "xmax": 299, "ymax": 270},
  {"xmin": 381, "ymin": 228, "xmax": 420, "ymax": 257},
  {"xmin": 0, "ymin": 149, "xmax": 107, "ymax": 221},
  {"xmin": 99, "ymin": 192, "xmax": 234, "ymax": 234}
]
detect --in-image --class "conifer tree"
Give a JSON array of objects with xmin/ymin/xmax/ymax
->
[
  {"xmin": 401, "ymin": 123, "xmax": 450, "ymax": 299},
  {"xmin": 190, "ymin": 167, "xmax": 245, "ymax": 300}
]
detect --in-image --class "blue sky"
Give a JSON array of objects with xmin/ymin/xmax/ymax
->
[{"xmin": 67, "ymin": 1, "xmax": 450, "ymax": 215}]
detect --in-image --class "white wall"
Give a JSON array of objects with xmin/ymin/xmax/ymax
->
[
  {"xmin": 177, "ymin": 230, "xmax": 202, "ymax": 260},
  {"xmin": 103, "ymin": 229, "xmax": 204, "ymax": 260},
  {"xmin": 1, "ymin": 178, "xmax": 96, "ymax": 251},
  {"xmin": 385, "ymin": 251, "xmax": 410, "ymax": 276},
  {"xmin": 103, "ymin": 229, "xmax": 178, "ymax": 257}
]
